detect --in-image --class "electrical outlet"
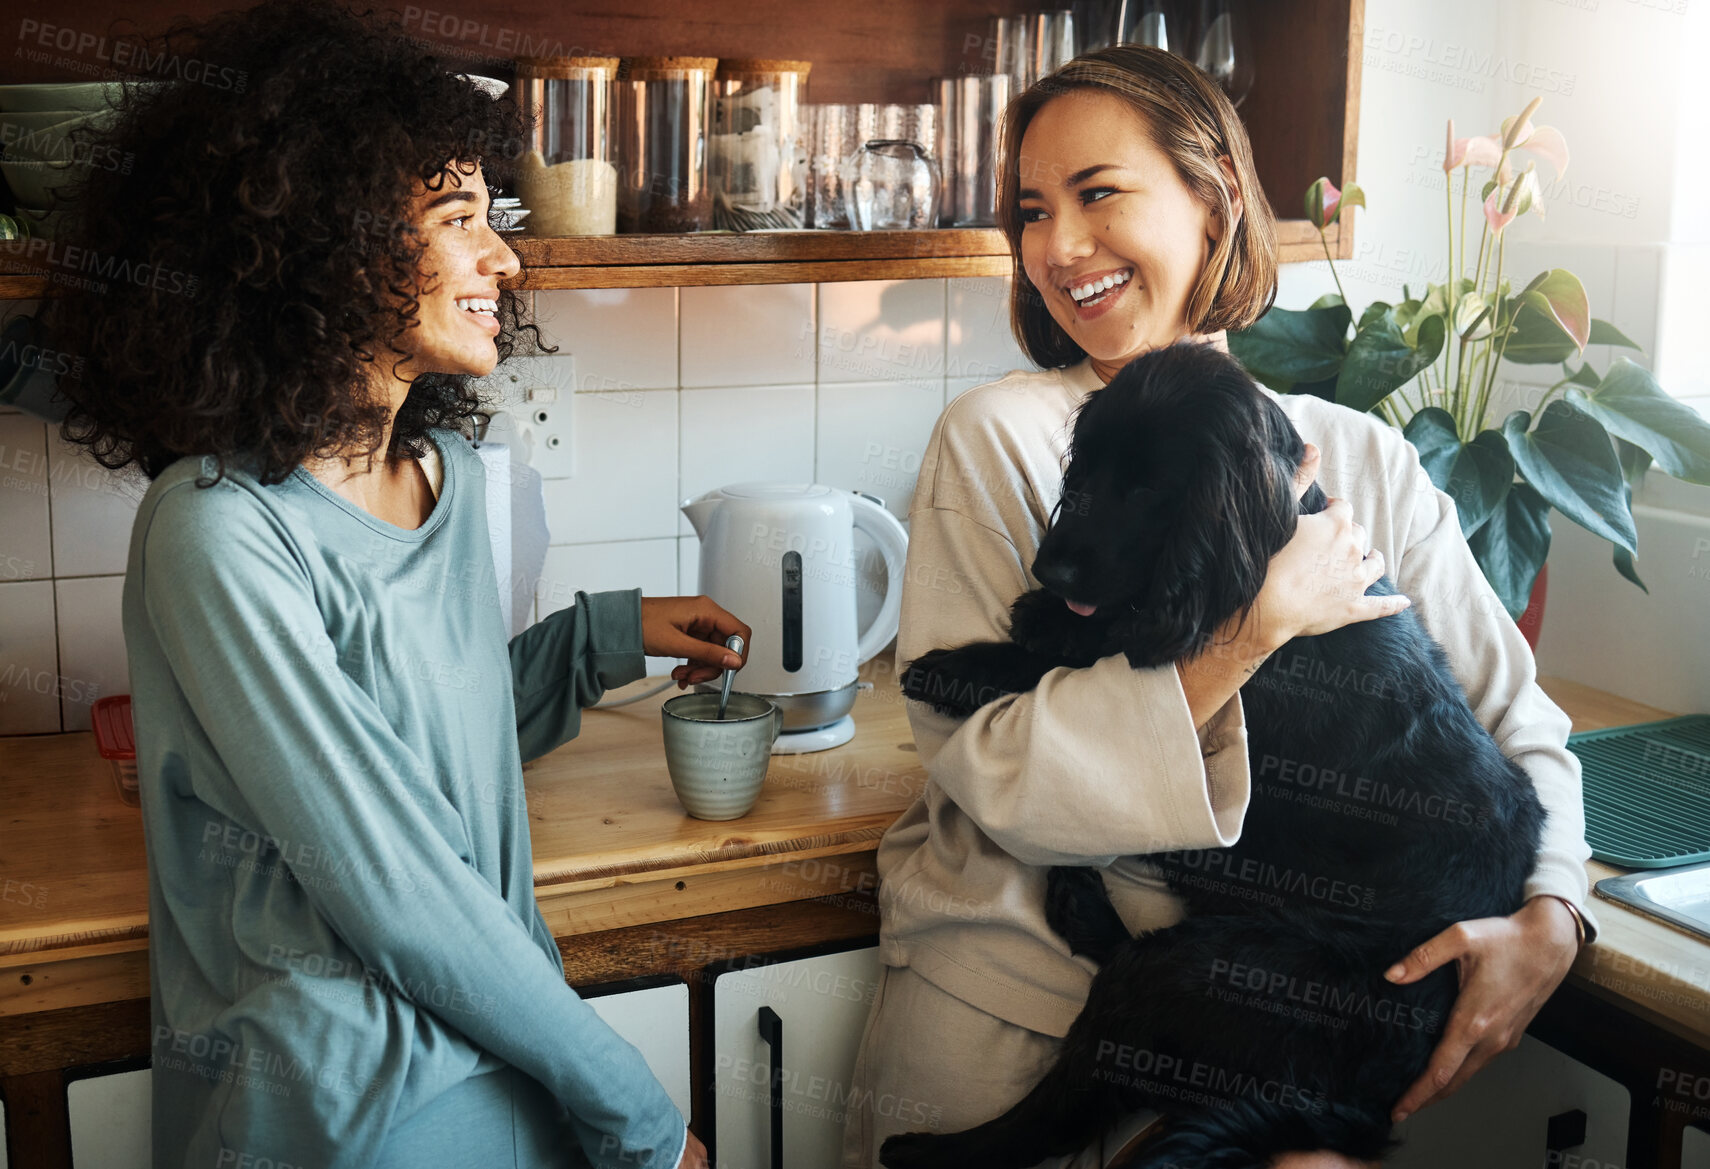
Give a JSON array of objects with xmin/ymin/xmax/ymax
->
[{"xmin": 473, "ymin": 354, "xmax": 576, "ymax": 478}]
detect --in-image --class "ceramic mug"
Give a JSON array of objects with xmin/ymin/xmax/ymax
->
[{"xmin": 660, "ymin": 692, "xmax": 783, "ymax": 820}]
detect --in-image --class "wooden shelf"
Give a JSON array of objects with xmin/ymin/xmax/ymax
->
[{"xmin": 0, "ymin": 220, "xmax": 1341, "ymax": 299}]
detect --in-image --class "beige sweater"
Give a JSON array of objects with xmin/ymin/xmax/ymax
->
[{"xmin": 877, "ymin": 358, "xmax": 1595, "ymax": 1038}]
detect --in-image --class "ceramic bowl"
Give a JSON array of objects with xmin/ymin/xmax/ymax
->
[
  {"xmin": 1, "ymin": 115, "xmax": 99, "ymax": 163},
  {"xmin": 0, "ymin": 109, "xmax": 87, "ymax": 139},
  {"xmin": 0, "ymin": 157, "xmax": 80, "ymax": 206},
  {"xmin": 660, "ymin": 692, "xmax": 782, "ymax": 820},
  {"xmin": 0, "ymin": 82, "xmax": 124, "ymax": 113},
  {"xmin": 0, "ymin": 159, "xmax": 77, "ymax": 207}
]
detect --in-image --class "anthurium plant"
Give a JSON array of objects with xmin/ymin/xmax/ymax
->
[{"xmin": 1229, "ymin": 98, "xmax": 1710, "ymax": 618}]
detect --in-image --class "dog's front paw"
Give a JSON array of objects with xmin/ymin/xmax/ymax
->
[
  {"xmin": 901, "ymin": 642, "xmax": 1056, "ymax": 718},
  {"xmin": 880, "ymin": 1131, "xmax": 947, "ymax": 1169}
]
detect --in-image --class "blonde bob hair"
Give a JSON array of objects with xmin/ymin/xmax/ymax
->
[{"xmin": 998, "ymin": 45, "xmax": 1278, "ymax": 369}]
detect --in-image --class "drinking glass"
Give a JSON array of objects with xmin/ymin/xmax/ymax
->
[
  {"xmin": 939, "ymin": 74, "xmax": 1012, "ymax": 227},
  {"xmin": 840, "ymin": 140, "xmax": 940, "ymax": 230},
  {"xmin": 1028, "ymin": 10, "xmax": 1079, "ymax": 87},
  {"xmin": 1193, "ymin": 0, "xmax": 1254, "ymax": 106}
]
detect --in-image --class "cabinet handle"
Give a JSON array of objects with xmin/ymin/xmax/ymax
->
[
  {"xmin": 758, "ymin": 1006, "xmax": 784, "ymax": 1169},
  {"xmin": 1546, "ymin": 1108, "xmax": 1587, "ymax": 1163}
]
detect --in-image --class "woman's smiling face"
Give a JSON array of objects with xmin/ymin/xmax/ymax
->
[
  {"xmin": 395, "ymin": 161, "xmax": 520, "ymax": 381},
  {"xmin": 1017, "ymin": 90, "xmax": 1230, "ymax": 377}
]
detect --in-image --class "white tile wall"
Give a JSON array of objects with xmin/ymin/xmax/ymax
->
[
  {"xmin": 54, "ymin": 575, "xmax": 127, "ymax": 732},
  {"xmin": 680, "ymin": 284, "xmax": 816, "ymax": 387},
  {"xmin": 539, "ymin": 538, "xmax": 680, "ymax": 677},
  {"xmin": 0, "ymin": 414, "xmax": 51, "ymax": 582},
  {"xmin": 815, "ymin": 380, "xmax": 945, "ymax": 521},
  {"xmin": 532, "ymin": 287, "xmax": 678, "ymax": 391},
  {"xmin": 948, "ymin": 276, "xmax": 1032, "ymax": 384},
  {"xmin": 3, "ymin": 277, "xmax": 1010, "ymax": 731},
  {"xmin": 538, "ymin": 387, "xmax": 681, "ymax": 545},
  {"xmin": 677, "ymin": 384, "xmax": 816, "ymax": 535},
  {"xmin": 47, "ymin": 431, "xmax": 146, "ymax": 579},
  {"xmin": 1610, "ymin": 245, "xmax": 1661, "ymax": 368},
  {"xmin": 817, "ymin": 279, "xmax": 946, "ymax": 391},
  {"xmin": 1534, "ymin": 482, "xmax": 1710, "ymax": 715},
  {"xmin": 0, "ymin": 578, "xmax": 59, "ymax": 734}
]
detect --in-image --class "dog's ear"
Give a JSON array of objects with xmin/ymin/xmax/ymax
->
[{"xmin": 1116, "ymin": 371, "xmax": 1303, "ymax": 665}]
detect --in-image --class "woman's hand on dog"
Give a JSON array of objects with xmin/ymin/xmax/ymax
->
[
  {"xmin": 1382, "ymin": 895, "xmax": 1583, "ymax": 1122},
  {"xmin": 1250, "ymin": 443, "xmax": 1412, "ymax": 646}
]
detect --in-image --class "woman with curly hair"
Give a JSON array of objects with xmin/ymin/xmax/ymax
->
[{"xmin": 46, "ymin": 3, "xmax": 727, "ymax": 1166}]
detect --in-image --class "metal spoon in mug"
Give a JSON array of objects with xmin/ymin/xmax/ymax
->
[{"xmin": 716, "ymin": 634, "xmax": 745, "ymax": 720}]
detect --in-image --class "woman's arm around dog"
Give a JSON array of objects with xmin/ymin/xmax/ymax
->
[{"xmin": 900, "ymin": 388, "xmax": 1406, "ymax": 867}]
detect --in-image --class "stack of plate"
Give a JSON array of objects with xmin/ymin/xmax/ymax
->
[
  {"xmin": 0, "ymin": 81, "xmax": 151, "ymax": 237},
  {"xmin": 492, "ymin": 196, "xmax": 530, "ymax": 233}
]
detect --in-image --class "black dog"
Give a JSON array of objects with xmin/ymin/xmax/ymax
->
[{"xmin": 881, "ymin": 342, "xmax": 1543, "ymax": 1169}]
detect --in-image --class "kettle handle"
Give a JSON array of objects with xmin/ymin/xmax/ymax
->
[{"xmin": 848, "ymin": 492, "xmax": 910, "ymax": 666}]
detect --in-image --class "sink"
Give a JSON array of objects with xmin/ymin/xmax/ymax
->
[{"xmin": 1596, "ymin": 862, "xmax": 1710, "ymax": 941}]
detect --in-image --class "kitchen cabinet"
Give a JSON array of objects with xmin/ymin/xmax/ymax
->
[
  {"xmin": 66, "ymin": 1066, "xmax": 148, "ymax": 1169},
  {"xmin": 710, "ymin": 944, "xmax": 881, "ymax": 1169},
  {"xmin": 7, "ymin": 681, "xmax": 1709, "ymax": 1168},
  {"xmin": 0, "ymin": 0, "xmax": 1363, "ymax": 298},
  {"xmin": 584, "ymin": 978, "xmax": 694, "ymax": 1122},
  {"xmin": 42, "ymin": 987, "xmax": 682, "ymax": 1169},
  {"xmin": 1386, "ymin": 1035, "xmax": 1627, "ymax": 1169}
]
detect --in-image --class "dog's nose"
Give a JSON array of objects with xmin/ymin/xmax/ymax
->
[{"xmin": 1033, "ymin": 557, "xmax": 1081, "ymax": 598}]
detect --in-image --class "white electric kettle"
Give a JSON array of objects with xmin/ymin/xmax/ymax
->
[{"xmin": 682, "ymin": 483, "xmax": 909, "ymax": 752}]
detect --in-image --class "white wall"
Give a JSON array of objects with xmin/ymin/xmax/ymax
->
[
  {"xmin": 0, "ymin": 279, "xmax": 1029, "ymax": 733},
  {"xmin": 1279, "ymin": 0, "xmax": 1709, "ymax": 713}
]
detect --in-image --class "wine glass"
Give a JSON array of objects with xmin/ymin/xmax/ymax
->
[
  {"xmin": 1119, "ymin": 0, "xmax": 1178, "ymax": 52},
  {"xmin": 1193, "ymin": 0, "xmax": 1254, "ymax": 106}
]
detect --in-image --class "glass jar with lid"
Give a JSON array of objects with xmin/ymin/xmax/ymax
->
[
  {"xmin": 710, "ymin": 59, "xmax": 812, "ymax": 231},
  {"xmin": 515, "ymin": 56, "xmax": 619, "ymax": 236},
  {"xmin": 616, "ymin": 56, "xmax": 718, "ymax": 233}
]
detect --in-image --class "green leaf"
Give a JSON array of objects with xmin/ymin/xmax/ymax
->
[
  {"xmin": 1335, "ymin": 312, "xmax": 1445, "ymax": 414},
  {"xmin": 1611, "ymin": 439, "xmax": 1649, "ymax": 592},
  {"xmin": 1612, "ymin": 543, "xmax": 1647, "ymax": 592},
  {"xmin": 1615, "ymin": 437, "xmax": 1652, "ymax": 484},
  {"xmin": 1228, "ymin": 303, "xmax": 1352, "ymax": 389},
  {"xmin": 1589, "ymin": 318, "xmax": 1642, "ymax": 351},
  {"xmin": 1449, "ymin": 439, "xmax": 1514, "ymax": 537},
  {"xmin": 1562, "ymin": 361, "xmax": 1600, "ymax": 390},
  {"xmin": 1405, "ymin": 410, "xmax": 1515, "ymax": 536},
  {"xmin": 1566, "ymin": 358, "xmax": 1710, "ymax": 484},
  {"xmin": 1468, "ymin": 482, "xmax": 1552, "ymax": 619},
  {"xmin": 1356, "ymin": 300, "xmax": 1392, "ymax": 333},
  {"xmin": 1501, "ymin": 301, "xmax": 1582, "ymax": 365},
  {"xmin": 1309, "ymin": 293, "xmax": 1347, "ymax": 311},
  {"xmin": 1503, "ymin": 403, "xmax": 1637, "ymax": 552},
  {"xmin": 1405, "ymin": 407, "xmax": 1462, "ymax": 493},
  {"xmin": 1516, "ymin": 269, "xmax": 1589, "ymax": 352}
]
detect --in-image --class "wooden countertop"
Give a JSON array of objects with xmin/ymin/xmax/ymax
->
[{"xmin": 3, "ymin": 670, "xmax": 1708, "ymax": 1047}]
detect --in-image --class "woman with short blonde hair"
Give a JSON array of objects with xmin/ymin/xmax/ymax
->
[{"xmin": 843, "ymin": 45, "xmax": 1590, "ymax": 1169}]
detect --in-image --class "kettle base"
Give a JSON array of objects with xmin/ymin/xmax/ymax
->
[{"xmin": 769, "ymin": 716, "xmax": 856, "ymax": 755}]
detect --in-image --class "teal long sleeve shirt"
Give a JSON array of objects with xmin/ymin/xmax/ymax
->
[{"xmin": 121, "ymin": 429, "xmax": 685, "ymax": 1169}]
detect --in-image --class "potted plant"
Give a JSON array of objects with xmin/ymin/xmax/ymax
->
[{"xmin": 1228, "ymin": 98, "xmax": 1710, "ymax": 635}]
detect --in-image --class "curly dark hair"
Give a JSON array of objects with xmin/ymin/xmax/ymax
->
[{"xmin": 44, "ymin": 0, "xmax": 543, "ymax": 485}]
